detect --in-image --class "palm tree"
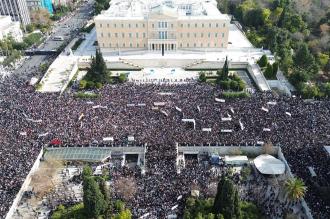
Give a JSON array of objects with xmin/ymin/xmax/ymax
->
[{"xmin": 284, "ymin": 177, "xmax": 307, "ymax": 201}]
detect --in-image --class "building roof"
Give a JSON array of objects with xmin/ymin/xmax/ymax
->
[
  {"xmin": 95, "ymin": 0, "xmax": 230, "ymax": 21},
  {"xmin": 254, "ymin": 154, "xmax": 285, "ymax": 175}
]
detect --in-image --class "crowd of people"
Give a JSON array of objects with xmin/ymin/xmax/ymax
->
[{"xmin": 0, "ymin": 73, "xmax": 330, "ymax": 218}]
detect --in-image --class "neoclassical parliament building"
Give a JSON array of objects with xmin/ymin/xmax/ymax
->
[{"xmin": 95, "ymin": 0, "xmax": 230, "ymax": 53}]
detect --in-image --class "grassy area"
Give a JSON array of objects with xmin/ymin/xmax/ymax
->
[
  {"xmin": 74, "ymin": 92, "xmax": 100, "ymax": 99},
  {"xmin": 72, "ymin": 38, "xmax": 84, "ymax": 51}
]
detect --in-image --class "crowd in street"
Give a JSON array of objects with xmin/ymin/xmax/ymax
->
[{"xmin": 0, "ymin": 79, "xmax": 330, "ymax": 218}]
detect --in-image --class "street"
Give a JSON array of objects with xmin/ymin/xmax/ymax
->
[{"xmin": 13, "ymin": 0, "xmax": 94, "ymax": 81}]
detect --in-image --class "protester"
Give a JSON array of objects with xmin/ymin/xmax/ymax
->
[{"xmin": 0, "ymin": 77, "xmax": 329, "ymax": 218}]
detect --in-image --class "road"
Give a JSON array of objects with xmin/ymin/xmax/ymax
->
[{"xmin": 13, "ymin": 0, "xmax": 94, "ymax": 81}]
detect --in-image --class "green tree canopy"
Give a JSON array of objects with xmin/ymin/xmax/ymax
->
[
  {"xmin": 284, "ymin": 177, "xmax": 307, "ymax": 201},
  {"xmin": 83, "ymin": 176, "xmax": 106, "ymax": 218}
]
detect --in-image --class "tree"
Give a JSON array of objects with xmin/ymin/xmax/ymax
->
[
  {"xmin": 257, "ymin": 55, "xmax": 268, "ymax": 68},
  {"xmin": 118, "ymin": 73, "xmax": 127, "ymax": 83},
  {"xmin": 86, "ymin": 49, "xmax": 109, "ymax": 84},
  {"xmin": 199, "ymin": 72, "xmax": 207, "ymax": 83},
  {"xmin": 213, "ymin": 177, "xmax": 240, "ymax": 219},
  {"xmin": 301, "ymin": 84, "xmax": 320, "ymax": 99},
  {"xmin": 83, "ymin": 176, "xmax": 106, "ymax": 218},
  {"xmin": 272, "ymin": 62, "xmax": 279, "ymax": 76},
  {"xmin": 289, "ymin": 68, "xmax": 309, "ymax": 86},
  {"xmin": 82, "ymin": 165, "xmax": 93, "ymax": 178},
  {"xmin": 284, "ymin": 177, "xmax": 307, "ymax": 201},
  {"xmin": 294, "ymin": 43, "xmax": 314, "ymax": 68},
  {"xmin": 30, "ymin": 9, "xmax": 52, "ymax": 26},
  {"xmin": 213, "ymin": 175, "xmax": 225, "ymax": 214},
  {"xmin": 264, "ymin": 63, "xmax": 274, "ymax": 79},
  {"xmin": 217, "ymin": 56, "xmax": 229, "ymax": 83}
]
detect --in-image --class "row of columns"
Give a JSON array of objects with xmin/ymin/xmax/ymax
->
[{"xmin": 148, "ymin": 43, "xmax": 177, "ymax": 51}]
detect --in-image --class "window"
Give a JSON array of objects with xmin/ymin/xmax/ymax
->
[
  {"xmin": 136, "ymin": 33, "xmax": 139, "ymax": 38},
  {"xmin": 107, "ymin": 24, "xmax": 109, "ymax": 28},
  {"xmin": 129, "ymin": 24, "xmax": 131, "ymax": 28},
  {"xmin": 101, "ymin": 33, "xmax": 103, "ymax": 37},
  {"xmin": 194, "ymin": 43, "xmax": 196, "ymax": 47},
  {"xmin": 102, "ymin": 43, "xmax": 104, "ymax": 47},
  {"xmin": 130, "ymin": 43, "xmax": 132, "ymax": 48},
  {"xmin": 194, "ymin": 33, "xmax": 197, "ymax": 38},
  {"xmin": 129, "ymin": 33, "xmax": 132, "ymax": 38},
  {"xmin": 223, "ymin": 23, "xmax": 226, "ymax": 27},
  {"xmin": 143, "ymin": 33, "xmax": 146, "ymax": 38},
  {"xmin": 171, "ymin": 23, "xmax": 173, "ymax": 28},
  {"xmin": 137, "ymin": 43, "xmax": 139, "ymax": 47},
  {"xmin": 180, "ymin": 33, "xmax": 183, "ymax": 38},
  {"xmin": 181, "ymin": 24, "xmax": 183, "ymax": 28},
  {"xmin": 187, "ymin": 43, "xmax": 189, "ymax": 47},
  {"xmin": 195, "ymin": 23, "xmax": 197, "ymax": 28},
  {"xmin": 202, "ymin": 23, "xmax": 204, "ymax": 28},
  {"xmin": 123, "ymin": 43, "xmax": 125, "ymax": 47},
  {"xmin": 158, "ymin": 22, "xmax": 161, "ymax": 28},
  {"xmin": 222, "ymin": 33, "xmax": 225, "ymax": 38},
  {"xmin": 100, "ymin": 24, "xmax": 102, "ymax": 28},
  {"xmin": 136, "ymin": 23, "xmax": 138, "ymax": 28},
  {"xmin": 214, "ymin": 43, "xmax": 217, "ymax": 47},
  {"xmin": 109, "ymin": 43, "xmax": 111, "ymax": 47},
  {"xmin": 208, "ymin": 33, "xmax": 210, "ymax": 38},
  {"xmin": 188, "ymin": 23, "xmax": 190, "ymax": 28},
  {"xmin": 122, "ymin": 33, "xmax": 125, "ymax": 37},
  {"xmin": 216, "ymin": 23, "xmax": 218, "ymax": 28},
  {"xmin": 121, "ymin": 23, "xmax": 124, "ymax": 28},
  {"xmin": 208, "ymin": 43, "xmax": 210, "ymax": 47},
  {"xmin": 152, "ymin": 23, "xmax": 154, "ymax": 28},
  {"xmin": 180, "ymin": 43, "xmax": 182, "ymax": 47},
  {"xmin": 115, "ymin": 33, "xmax": 118, "ymax": 37},
  {"xmin": 114, "ymin": 24, "xmax": 116, "ymax": 28},
  {"xmin": 221, "ymin": 43, "xmax": 223, "ymax": 47},
  {"xmin": 108, "ymin": 33, "xmax": 111, "ymax": 37},
  {"xmin": 201, "ymin": 33, "xmax": 204, "ymax": 37},
  {"xmin": 201, "ymin": 43, "xmax": 203, "ymax": 47},
  {"xmin": 187, "ymin": 33, "xmax": 190, "ymax": 37},
  {"xmin": 209, "ymin": 23, "xmax": 211, "ymax": 28},
  {"xmin": 143, "ymin": 23, "xmax": 145, "ymax": 28},
  {"xmin": 215, "ymin": 33, "xmax": 218, "ymax": 37}
]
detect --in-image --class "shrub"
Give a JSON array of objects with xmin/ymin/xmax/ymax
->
[
  {"xmin": 95, "ymin": 82, "xmax": 103, "ymax": 89},
  {"xmin": 257, "ymin": 55, "xmax": 268, "ymax": 68},
  {"xmin": 79, "ymin": 80, "xmax": 87, "ymax": 89},
  {"xmin": 199, "ymin": 72, "xmax": 207, "ymax": 82},
  {"xmin": 118, "ymin": 73, "xmax": 128, "ymax": 83},
  {"xmin": 220, "ymin": 80, "xmax": 230, "ymax": 90},
  {"xmin": 74, "ymin": 92, "xmax": 100, "ymax": 99},
  {"xmin": 86, "ymin": 80, "xmax": 95, "ymax": 88}
]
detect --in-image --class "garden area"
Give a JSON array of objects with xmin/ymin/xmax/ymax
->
[
  {"xmin": 78, "ymin": 49, "xmax": 128, "ymax": 90},
  {"xmin": 218, "ymin": 0, "xmax": 330, "ymax": 98},
  {"xmin": 51, "ymin": 166, "xmax": 132, "ymax": 219},
  {"xmin": 198, "ymin": 57, "xmax": 250, "ymax": 98},
  {"xmin": 183, "ymin": 176, "xmax": 263, "ymax": 219}
]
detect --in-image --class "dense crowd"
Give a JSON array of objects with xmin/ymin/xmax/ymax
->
[{"xmin": 0, "ymin": 77, "xmax": 330, "ymax": 218}]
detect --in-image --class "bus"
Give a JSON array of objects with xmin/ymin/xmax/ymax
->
[{"xmin": 53, "ymin": 36, "xmax": 64, "ymax": 41}]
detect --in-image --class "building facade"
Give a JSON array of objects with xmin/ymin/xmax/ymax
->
[
  {"xmin": 95, "ymin": 0, "xmax": 230, "ymax": 53},
  {"xmin": 26, "ymin": 0, "xmax": 54, "ymax": 14},
  {"xmin": 0, "ymin": 0, "xmax": 31, "ymax": 26},
  {"xmin": 0, "ymin": 16, "xmax": 23, "ymax": 42}
]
